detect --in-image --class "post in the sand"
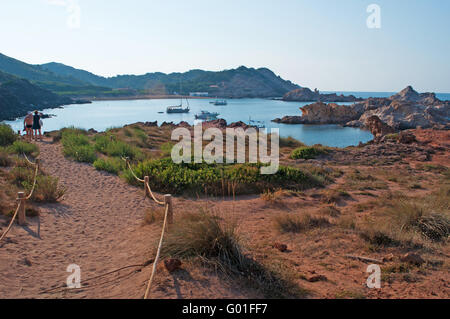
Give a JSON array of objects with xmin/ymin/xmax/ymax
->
[
  {"xmin": 144, "ymin": 176, "xmax": 150, "ymax": 198},
  {"xmin": 165, "ymin": 195, "xmax": 173, "ymax": 225},
  {"xmin": 17, "ymin": 192, "xmax": 26, "ymax": 226}
]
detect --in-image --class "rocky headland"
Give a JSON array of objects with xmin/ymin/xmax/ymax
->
[
  {"xmin": 273, "ymin": 86, "xmax": 450, "ymax": 135},
  {"xmin": 283, "ymin": 87, "xmax": 363, "ymax": 102}
]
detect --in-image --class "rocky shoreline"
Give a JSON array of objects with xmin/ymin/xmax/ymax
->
[{"xmin": 273, "ymin": 86, "xmax": 450, "ymax": 132}]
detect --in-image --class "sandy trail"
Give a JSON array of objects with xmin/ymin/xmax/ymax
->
[
  {"xmin": 0, "ymin": 139, "xmax": 255, "ymax": 299},
  {"xmin": 0, "ymin": 140, "xmax": 163, "ymax": 298}
]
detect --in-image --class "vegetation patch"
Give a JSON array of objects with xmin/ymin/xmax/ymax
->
[
  {"xmin": 8, "ymin": 141, "xmax": 39, "ymax": 156},
  {"xmin": 94, "ymin": 135, "xmax": 143, "ymax": 160},
  {"xmin": 123, "ymin": 159, "xmax": 326, "ymax": 196},
  {"xmin": 291, "ymin": 146, "xmax": 329, "ymax": 160},
  {"xmin": 93, "ymin": 157, "xmax": 126, "ymax": 175},
  {"xmin": 61, "ymin": 128, "xmax": 97, "ymax": 163},
  {"xmin": 0, "ymin": 124, "xmax": 17, "ymax": 146}
]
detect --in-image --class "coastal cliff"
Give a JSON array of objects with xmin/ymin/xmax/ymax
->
[{"xmin": 273, "ymin": 86, "xmax": 450, "ymax": 131}]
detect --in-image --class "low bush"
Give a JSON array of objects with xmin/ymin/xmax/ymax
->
[
  {"xmin": 291, "ymin": 146, "xmax": 328, "ymax": 160},
  {"xmin": 23, "ymin": 175, "xmax": 66, "ymax": 203},
  {"xmin": 93, "ymin": 157, "xmax": 126, "ymax": 175},
  {"xmin": 8, "ymin": 141, "xmax": 39, "ymax": 156},
  {"xmin": 94, "ymin": 135, "xmax": 143, "ymax": 160},
  {"xmin": 61, "ymin": 130, "xmax": 97, "ymax": 163},
  {"xmin": 0, "ymin": 124, "xmax": 17, "ymax": 146},
  {"xmin": 123, "ymin": 159, "xmax": 325, "ymax": 196}
]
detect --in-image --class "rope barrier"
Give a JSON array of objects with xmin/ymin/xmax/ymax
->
[
  {"xmin": 0, "ymin": 154, "xmax": 39, "ymax": 243},
  {"xmin": 25, "ymin": 163, "xmax": 39, "ymax": 200},
  {"xmin": 145, "ymin": 182, "xmax": 165, "ymax": 206},
  {"xmin": 122, "ymin": 157, "xmax": 145, "ymax": 183},
  {"xmin": 144, "ymin": 203, "xmax": 169, "ymax": 299},
  {"xmin": 0, "ymin": 203, "xmax": 21, "ymax": 243}
]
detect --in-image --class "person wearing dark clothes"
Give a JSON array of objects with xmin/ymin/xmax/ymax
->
[{"xmin": 32, "ymin": 111, "xmax": 42, "ymax": 141}]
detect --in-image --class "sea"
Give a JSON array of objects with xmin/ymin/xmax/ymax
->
[{"xmin": 3, "ymin": 92, "xmax": 449, "ymax": 148}]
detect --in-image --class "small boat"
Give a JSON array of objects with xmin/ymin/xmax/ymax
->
[
  {"xmin": 248, "ymin": 117, "xmax": 265, "ymax": 128},
  {"xmin": 195, "ymin": 110, "xmax": 220, "ymax": 120},
  {"xmin": 167, "ymin": 81, "xmax": 190, "ymax": 113},
  {"xmin": 166, "ymin": 105, "xmax": 190, "ymax": 113},
  {"xmin": 213, "ymin": 99, "xmax": 227, "ymax": 106}
]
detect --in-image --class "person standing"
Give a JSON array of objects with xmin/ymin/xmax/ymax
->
[
  {"xmin": 32, "ymin": 111, "xmax": 43, "ymax": 141},
  {"xmin": 23, "ymin": 112, "xmax": 34, "ymax": 141}
]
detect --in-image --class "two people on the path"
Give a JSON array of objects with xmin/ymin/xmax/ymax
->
[{"xmin": 23, "ymin": 110, "xmax": 43, "ymax": 141}]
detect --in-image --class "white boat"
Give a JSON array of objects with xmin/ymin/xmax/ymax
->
[
  {"xmin": 195, "ymin": 110, "xmax": 220, "ymax": 120},
  {"xmin": 213, "ymin": 99, "xmax": 227, "ymax": 106},
  {"xmin": 166, "ymin": 104, "xmax": 190, "ymax": 113},
  {"xmin": 167, "ymin": 82, "xmax": 190, "ymax": 113}
]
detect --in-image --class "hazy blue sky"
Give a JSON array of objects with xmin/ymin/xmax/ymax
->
[{"xmin": 0, "ymin": 0, "xmax": 449, "ymax": 92}]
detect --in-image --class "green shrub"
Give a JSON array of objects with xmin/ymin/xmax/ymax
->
[
  {"xmin": 8, "ymin": 141, "xmax": 39, "ymax": 156},
  {"xmin": 23, "ymin": 175, "xmax": 66, "ymax": 203},
  {"xmin": 0, "ymin": 124, "xmax": 17, "ymax": 146},
  {"xmin": 94, "ymin": 135, "xmax": 142, "ymax": 160},
  {"xmin": 93, "ymin": 157, "xmax": 126, "ymax": 175},
  {"xmin": 123, "ymin": 159, "xmax": 324, "ymax": 196},
  {"xmin": 291, "ymin": 146, "xmax": 328, "ymax": 160},
  {"xmin": 61, "ymin": 130, "xmax": 97, "ymax": 163},
  {"xmin": 9, "ymin": 167, "xmax": 35, "ymax": 186}
]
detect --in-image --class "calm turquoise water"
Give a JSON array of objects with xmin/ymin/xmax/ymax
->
[
  {"xmin": 4, "ymin": 98, "xmax": 374, "ymax": 147},
  {"xmin": 5, "ymin": 91, "xmax": 448, "ymax": 147}
]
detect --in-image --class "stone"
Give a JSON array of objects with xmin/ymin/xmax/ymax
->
[
  {"xmin": 164, "ymin": 258, "xmax": 182, "ymax": 273},
  {"xmin": 400, "ymin": 253, "xmax": 425, "ymax": 265},
  {"xmin": 398, "ymin": 131, "xmax": 417, "ymax": 144},
  {"xmin": 273, "ymin": 243, "xmax": 288, "ymax": 252},
  {"xmin": 307, "ymin": 274, "xmax": 328, "ymax": 282}
]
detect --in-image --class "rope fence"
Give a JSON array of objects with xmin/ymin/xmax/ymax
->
[
  {"xmin": 0, "ymin": 155, "xmax": 39, "ymax": 243},
  {"xmin": 122, "ymin": 157, "xmax": 174, "ymax": 299}
]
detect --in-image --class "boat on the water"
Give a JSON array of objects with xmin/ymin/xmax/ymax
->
[
  {"xmin": 166, "ymin": 105, "xmax": 190, "ymax": 113},
  {"xmin": 167, "ymin": 82, "xmax": 190, "ymax": 113},
  {"xmin": 213, "ymin": 99, "xmax": 227, "ymax": 106},
  {"xmin": 195, "ymin": 110, "xmax": 220, "ymax": 120},
  {"xmin": 248, "ymin": 117, "xmax": 265, "ymax": 128}
]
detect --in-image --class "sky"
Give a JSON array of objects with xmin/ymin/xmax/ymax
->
[{"xmin": 0, "ymin": 0, "xmax": 449, "ymax": 92}]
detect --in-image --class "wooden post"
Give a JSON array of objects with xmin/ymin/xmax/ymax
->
[
  {"xmin": 35, "ymin": 158, "xmax": 40, "ymax": 170},
  {"xmin": 144, "ymin": 176, "xmax": 149, "ymax": 198},
  {"xmin": 165, "ymin": 195, "xmax": 173, "ymax": 226},
  {"xmin": 17, "ymin": 192, "xmax": 26, "ymax": 226}
]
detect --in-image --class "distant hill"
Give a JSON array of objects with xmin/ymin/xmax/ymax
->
[
  {"xmin": 0, "ymin": 70, "xmax": 76, "ymax": 121},
  {"xmin": 0, "ymin": 53, "xmax": 115, "ymax": 97},
  {"xmin": 40, "ymin": 63, "xmax": 299, "ymax": 98}
]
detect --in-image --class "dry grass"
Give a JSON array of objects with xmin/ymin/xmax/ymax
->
[
  {"xmin": 319, "ymin": 205, "xmax": 341, "ymax": 217},
  {"xmin": 359, "ymin": 184, "xmax": 450, "ymax": 247},
  {"xmin": 161, "ymin": 210, "xmax": 307, "ymax": 298},
  {"xmin": 274, "ymin": 213, "xmax": 331, "ymax": 233},
  {"xmin": 321, "ymin": 189, "xmax": 351, "ymax": 204},
  {"xmin": 143, "ymin": 207, "xmax": 165, "ymax": 225}
]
